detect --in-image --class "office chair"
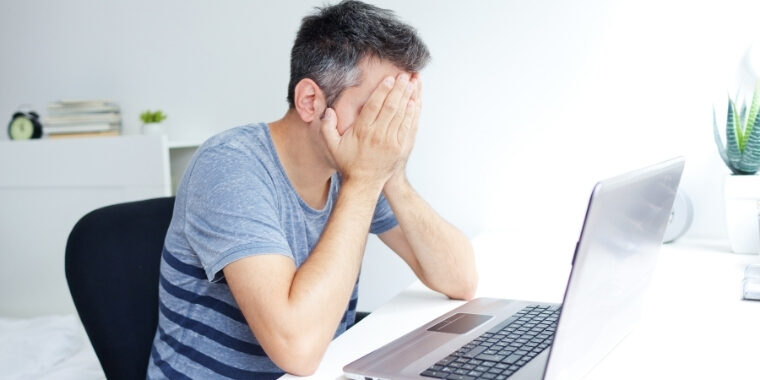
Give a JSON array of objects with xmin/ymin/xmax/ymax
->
[
  {"xmin": 65, "ymin": 196, "xmax": 371, "ymax": 378},
  {"xmin": 65, "ymin": 197, "xmax": 175, "ymax": 380}
]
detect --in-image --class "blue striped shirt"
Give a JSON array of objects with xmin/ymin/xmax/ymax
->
[{"xmin": 147, "ymin": 123, "xmax": 398, "ymax": 379}]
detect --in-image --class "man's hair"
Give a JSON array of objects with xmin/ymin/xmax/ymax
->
[{"xmin": 287, "ymin": 0, "xmax": 430, "ymax": 108}]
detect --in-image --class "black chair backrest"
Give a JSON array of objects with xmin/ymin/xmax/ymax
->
[{"xmin": 65, "ymin": 197, "xmax": 175, "ymax": 380}]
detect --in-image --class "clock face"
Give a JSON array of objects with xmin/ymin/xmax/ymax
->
[{"xmin": 9, "ymin": 117, "xmax": 34, "ymax": 139}]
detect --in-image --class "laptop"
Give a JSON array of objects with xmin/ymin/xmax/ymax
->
[{"xmin": 344, "ymin": 158, "xmax": 685, "ymax": 380}]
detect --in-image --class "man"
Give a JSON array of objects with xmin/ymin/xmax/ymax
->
[{"xmin": 147, "ymin": 1, "xmax": 477, "ymax": 378}]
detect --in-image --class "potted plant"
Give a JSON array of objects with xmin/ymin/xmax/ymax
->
[
  {"xmin": 714, "ymin": 84, "xmax": 760, "ymax": 253},
  {"xmin": 140, "ymin": 110, "xmax": 168, "ymax": 135}
]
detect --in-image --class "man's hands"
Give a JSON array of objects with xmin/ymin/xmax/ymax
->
[
  {"xmin": 386, "ymin": 75, "xmax": 422, "ymax": 190},
  {"xmin": 321, "ymin": 73, "xmax": 421, "ymax": 188}
]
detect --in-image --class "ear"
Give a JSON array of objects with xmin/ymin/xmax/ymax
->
[{"xmin": 293, "ymin": 78, "xmax": 326, "ymax": 123}]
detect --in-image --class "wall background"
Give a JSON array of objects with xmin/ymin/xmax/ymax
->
[{"xmin": 2, "ymin": 0, "xmax": 759, "ymax": 312}]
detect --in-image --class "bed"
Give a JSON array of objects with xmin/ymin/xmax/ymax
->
[{"xmin": 0, "ymin": 314, "xmax": 105, "ymax": 380}]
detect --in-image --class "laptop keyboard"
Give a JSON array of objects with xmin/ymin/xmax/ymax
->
[{"xmin": 420, "ymin": 304, "xmax": 560, "ymax": 380}]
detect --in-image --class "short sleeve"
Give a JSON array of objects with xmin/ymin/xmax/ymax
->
[
  {"xmin": 184, "ymin": 143, "xmax": 293, "ymax": 282},
  {"xmin": 370, "ymin": 193, "xmax": 398, "ymax": 235}
]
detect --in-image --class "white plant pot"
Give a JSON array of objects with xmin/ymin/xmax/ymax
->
[
  {"xmin": 141, "ymin": 123, "xmax": 166, "ymax": 135},
  {"xmin": 725, "ymin": 174, "xmax": 760, "ymax": 254}
]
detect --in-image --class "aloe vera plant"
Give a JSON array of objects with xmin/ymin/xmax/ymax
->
[{"xmin": 714, "ymin": 85, "xmax": 760, "ymax": 174}]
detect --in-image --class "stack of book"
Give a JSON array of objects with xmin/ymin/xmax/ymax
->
[{"xmin": 43, "ymin": 100, "xmax": 122, "ymax": 138}]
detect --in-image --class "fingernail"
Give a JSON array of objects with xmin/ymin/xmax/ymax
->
[
  {"xmin": 408, "ymin": 100, "xmax": 415, "ymax": 108},
  {"xmin": 384, "ymin": 77, "xmax": 395, "ymax": 87},
  {"xmin": 399, "ymin": 74, "xmax": 410, "ymax": 84}
]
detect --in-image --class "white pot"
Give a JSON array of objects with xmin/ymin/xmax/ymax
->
[
  {"xmin": 141, "ymin": 123, "xmax": 166, "ymax": 135},
  {"xmin": 724, "ymin": 174, "xmax": 760, "ymax": 254}
]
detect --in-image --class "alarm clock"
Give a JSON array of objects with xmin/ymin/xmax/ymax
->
[
  {"xmin": 663, "ymin": 190, "xmax": 693, "ymax": 243},
  {"xmin": 8, "ymin": 111, "xmax": 43, "ymax": 140}
]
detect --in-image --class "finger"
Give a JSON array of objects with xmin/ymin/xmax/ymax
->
[
  {"xmin": 397, "ymin": 99, "xmax": 416, "ymax": 144},
  {"xmin": 404, "ymin": 77, "xmax": 418, "ymax": 108},
  {"xmin": 386, "ymin": 78, "xmax": 417, "ymax": 139},
  {"xmin": 414, "ymin": 82, "xmax": 423, "ymax": 111},
  {"xmin": 319, "ymin": 108, "xmax": 340, "ymax": 153},
  {"xmin": 411, "ymin": 77, "xmax": 422, "ymax": 102},
  {"xmin": 401, "ymin": 100, "xmax": 421, "ymax": 151},
  {"xmin": 374, "ymin": 73, "xmax": 411, "ymax": 129},
  {"xmin": 412, "ymin": 98, "xmax": 422, "ymax": 135},
  {"xmin": 402, "ymin": 97, "xmax": 421, "ymax": 144},
  {"xmin": 408, "ymin": 73, "xmax": 421, "ymax": 99},
  {"xmin": 354, "ymin": 76, "xmax": 395, "ymax": 132}
]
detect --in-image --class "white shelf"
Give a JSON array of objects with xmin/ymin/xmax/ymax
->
[
  {"xmin": 0, "ymin": 135, "xmax": 172, "ymax": 317},
  {"xmin": 168, "ymin": 140, "xmax": 203, "ymax": 149}
]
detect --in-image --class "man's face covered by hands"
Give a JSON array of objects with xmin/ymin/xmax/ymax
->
[
  {"xmin": 329, "ymin": 57, "xmax": 421, "ymax": 136},
  {"xmin": 315, "ymin": 55, "xmax": 423, "ymax": 185}
]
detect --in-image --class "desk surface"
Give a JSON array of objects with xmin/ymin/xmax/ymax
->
[{"xmin": 281, "ymin": 235, "xmax": 760, "ymax": 380}]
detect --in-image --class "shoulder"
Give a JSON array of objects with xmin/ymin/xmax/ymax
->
[
  {"xmin": 192, "ymin": 123, "xmax": 279, "ymax": 175},
  {"xmin": 185, "ymin": 123, "xmax": 281, "ymax": 199},
  {"xmin": 197, "ymin": 123, "xmax": 272, "ymax": 161}
]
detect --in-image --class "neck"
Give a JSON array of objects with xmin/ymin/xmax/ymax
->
[{"xmin": 268, "ymin": 110, "xmax": 336, "ymax": 208}]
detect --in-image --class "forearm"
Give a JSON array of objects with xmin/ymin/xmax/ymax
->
[
  {"xmin": 285, "ymin": 179, "xmax": 383, "ymax": 359},
  {"xmin": 383, "ymin": 176, "xmax": 478, "ymax": 299}
]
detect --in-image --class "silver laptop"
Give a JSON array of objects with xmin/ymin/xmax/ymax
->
[{"xmin": 344, "ymin": 158, "xmax": 685, "ymax": 380}]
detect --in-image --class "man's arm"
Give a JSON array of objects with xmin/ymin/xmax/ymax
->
[
  {"xmin": 223, "ymin": 180, "xmax": 381, "ymax": 375},
  {"xmin": 223, "ymin": 74, "xmax": 417, "ymax": 376},
  {"xmin": 379, "ymin": 77, "xmax": 478, "ymax": 300},
  {"xmin": 379, "ymin": 178, "xmax": 478, "ymax": 300}
]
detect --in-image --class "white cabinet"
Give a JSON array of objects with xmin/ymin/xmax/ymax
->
[{"xmin": 0, "ymin": 135, "xmax": 199, "ymax": 317}]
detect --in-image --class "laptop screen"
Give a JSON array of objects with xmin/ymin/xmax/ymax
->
[{"xmin": 544, "ymin": 158, "xmax": 684, "ymax": 380}]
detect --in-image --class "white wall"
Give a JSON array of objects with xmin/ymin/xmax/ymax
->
[{"xmin": 2, "ymin": 0, "xmax": 759, "ymax": 312}]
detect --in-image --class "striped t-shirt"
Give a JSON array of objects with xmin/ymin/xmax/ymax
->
[{"xmin": 147, "ymin": 123, "xmax": 398, "ymax": 379}]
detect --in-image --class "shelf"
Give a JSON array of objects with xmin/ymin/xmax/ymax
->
[{"xmin": 168, "ymin": 140, "xmax": 202, "ymax": 149}]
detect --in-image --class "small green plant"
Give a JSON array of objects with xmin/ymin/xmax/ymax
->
[
  {"xmin": 714, "ymin": 84, "xmax": 760, "ymax": 174},
  {"xmin": 140, "ymin": 110, "xmax": 167, "ymax": 124}
]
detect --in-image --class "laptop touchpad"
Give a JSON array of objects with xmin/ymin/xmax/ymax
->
[{"xmin": 427, "ymin": 313, "xmax": 492, "ymax": 334}]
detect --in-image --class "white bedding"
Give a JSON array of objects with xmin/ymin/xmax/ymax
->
[{"xmin": 0, "ymin": 314, "xmax": 105, "ymax": 380}]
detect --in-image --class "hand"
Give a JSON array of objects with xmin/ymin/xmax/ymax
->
[
  {"xmin": 386, "ymin": 75, "xmax": 422, "ymax": 191},
  {"xmin": 321, "ymin": 73, "xmax": 418, "ymax": 187}
]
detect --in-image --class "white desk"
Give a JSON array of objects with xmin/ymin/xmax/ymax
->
[{"xmin": 281, "ymin": 234, "xmax": 760, "ymax": 380}]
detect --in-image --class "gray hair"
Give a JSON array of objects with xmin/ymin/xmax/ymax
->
[{"xmin": 287, "ymin": 0, "xmax": 431, "ymax": 108}]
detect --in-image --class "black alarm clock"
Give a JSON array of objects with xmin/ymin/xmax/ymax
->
[{"xmin": 8, "ymin": 111, "xmax": 43, "ymax": 140}]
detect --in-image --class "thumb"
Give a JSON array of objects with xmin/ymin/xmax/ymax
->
[{"xmin": 320, "ymin": 108, "xmax": 339, "ymax": 152}]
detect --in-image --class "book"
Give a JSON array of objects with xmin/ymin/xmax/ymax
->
[
  {"xmin": 47, "ymin": 100, "xmax": 121, "ymax": 116},
  {"xmin": 46, "ymin": 130, "xmax": 121, "ymax": 139},
  {"xmin": 44, "ymin": 100, "xmax": 123, "ymax": 136},
  {"xmin": 48, "ymin": 100, "xmax": 119, "ymax": 109},
  {"xmin": 44, "ymin": 113, "xmax": 122, "ymax": 125},
  {"xmin": 48, "ymin": 106, "xmax": 120, "ymax": 115},
  {"xmin": 44, "ymin": 123, "xmax": 119, "ymax": 134},
  {"xmin": 48, "ymin": 103, "xmax": 119, "ymax": 115}
]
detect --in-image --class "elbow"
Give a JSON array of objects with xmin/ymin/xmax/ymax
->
[
  {"xmin": 450, "ymin": 263, "xmax": 479, "ymax": 300},
  {"xmin": 280, "ymin": 358, "xmax": 320, "ymax": 377},
  {"xmin": 454, "ymin": 246, "xmax": 479, "ymax": 300},
  {"xmin": 426, "ymin": 253, "xmax": 479, "ymax": 300},
  {"xmin": 453, "ymin": 272, "xmax": 479, "ymax": 301},
  {"xmin": 463, "ymin": 274, "xmax": 479, "ymax": 300},
  {"xmin": 451, "ymin": 242, "xmax": 478, "ymax": 300},
  {"xmin": 266, "ymin": 335, "xmax": 326, "ymax": 376},
  {"xmin": 435, "ymin": 270, "xmax": 478, "ymax": 301},
  {"xmin": 463, "ymin": 247, "xmax": 479, "ymax": 299}
]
